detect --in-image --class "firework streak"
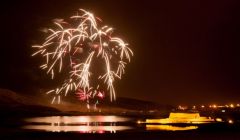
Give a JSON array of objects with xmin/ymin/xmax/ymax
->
[{"xmin": 32, "ymin": 9, "xmax": 133, "ymax": 105}]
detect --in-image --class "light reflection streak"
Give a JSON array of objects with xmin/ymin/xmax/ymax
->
[
  {"xmin": 22, "ymin": 125, "xmax": 132, "ymax": 133},
  {"xmin": 23, "ymin": 116, "xmax": 132, "ymax": 133},
  {"xmin": 24, "ymin": 116, "xmax": 130, "ymax": 124},
  {"xmin": 146, "ymin": 125, "xmax": 198, "ymax": 131}
]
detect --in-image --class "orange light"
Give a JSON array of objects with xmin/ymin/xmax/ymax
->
[
  {"xmin": 146, "ymin": 125, "xmax": 198, "ymax": 131},
  {"xmin": 213, "ymin": 105, "xmax": 217, "ymax": 108},
  {"xmin": 146, "ymin": 113, "xmax": 214, "ymax": 124},
  {"xmin": 216, "ymin": 118, "xmax": 222, "ymax": 122},
  {"xmin": 228, "ymin": 119, "xmax": 234, "ymax": 124},
  {"xmin": 230, "ymin": 104, "xmax": 234, "ymax": 108}
]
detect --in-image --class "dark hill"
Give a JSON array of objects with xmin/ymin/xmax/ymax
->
[
  {"xmin": 0, "ymin": 89, "xmax": 173, "ymax": 116},
  {"xmin": 0, "ymin": 89, "xmax": 60, "ymax": 117}
]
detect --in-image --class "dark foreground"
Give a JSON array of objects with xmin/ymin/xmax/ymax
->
[
  {"xmin": 1, "ymin": 123, "xmax": 240, "ymax": 140},
  {"xmin": 1, "ymin": 130, "xmax": 240, "ymax": 140}
]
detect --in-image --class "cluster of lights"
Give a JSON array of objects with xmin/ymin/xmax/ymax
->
[
  {"xmin": 178, "ymin": 103, "xmax": 240, "ymax": 110},
  {"xmin": 208, "ymin": 103, "xmax": 239, "ymax": 109}
]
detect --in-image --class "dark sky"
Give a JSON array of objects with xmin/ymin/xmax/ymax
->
[{"xmin": 0, "ymin": 0, "xmax": 240, "ymax": 105}]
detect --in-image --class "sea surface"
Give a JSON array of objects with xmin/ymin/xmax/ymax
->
[{"xmin": 1, "ymin": 115, "xmax": 240, "ymax": 140}]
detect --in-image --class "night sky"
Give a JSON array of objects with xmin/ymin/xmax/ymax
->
[{"xmin": 0, "ymin": 0, "xmax": 240, "ymax": 105}]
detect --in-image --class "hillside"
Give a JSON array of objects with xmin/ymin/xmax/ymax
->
[
  {"xmin": 0, "ymin": 89, "xmax": 173, "ymax": 116},
  {"xmin": 0, "ymin": 89, "xmax": 60, "ymax": 117}
]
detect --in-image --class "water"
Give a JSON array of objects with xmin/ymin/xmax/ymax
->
[
  {"xmin": 22, "ymin": 115, "xmax": 198, "ymax": 133},
  {"xmin": 22, "ymin": 116, "xmax": 133, "ymax": 133}
]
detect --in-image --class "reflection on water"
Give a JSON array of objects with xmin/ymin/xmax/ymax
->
[
  {"xmin": 146, "ymin": 125, "xmax": 198, "ymax": 131},
  {"xmin": 22, "ymin": 125, "xmax": 132, "ymax": 133},
  {"xmin": 24, "ymin": 116, "xmax": 130, "ymax": 124},
  {"xmin": 22, "ymin": 115, "xmax": 201, "ymax": 133},
  {"xmin": 22, "ymin": 116, "xmax": 132, "ymax": 133}
]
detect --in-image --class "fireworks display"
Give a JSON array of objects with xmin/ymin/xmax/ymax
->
[{"xmin": 32, "ymin": 9, "xmax": 133, "ymax": 107}]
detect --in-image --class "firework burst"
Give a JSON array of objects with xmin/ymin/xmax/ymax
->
[{"xmin": 32, "ymin": 9, "xmax": 133, "ymax": 105}]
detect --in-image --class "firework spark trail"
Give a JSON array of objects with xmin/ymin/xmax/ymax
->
[{"xmin": 32, "ymin": 9, "xmax": 133, "ymax": 105}]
